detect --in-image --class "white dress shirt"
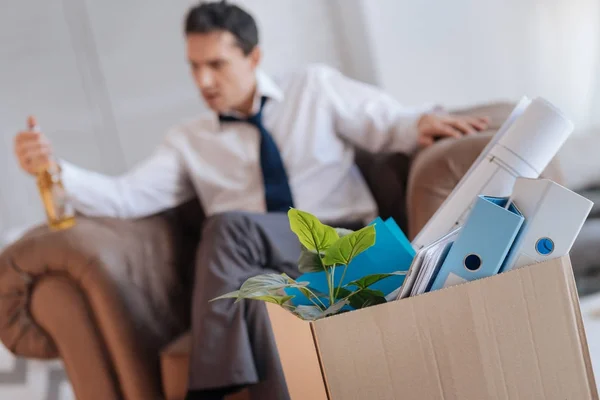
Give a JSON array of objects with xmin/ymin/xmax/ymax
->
[{"xmin": 61, "ymin": 64, "xmax": 432, "ymax": 224}]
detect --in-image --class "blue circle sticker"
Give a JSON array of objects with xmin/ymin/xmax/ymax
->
[
  {"xmin": 536, "ymin": 237, "xmax": 554, "ymax": 255},
  {"xmin": 464, "ymin": 254, "xmax": 482, "ymax": 271}
]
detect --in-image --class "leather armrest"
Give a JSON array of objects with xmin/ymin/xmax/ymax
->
[
  {"xmin": 0, "ymin": 199, "xmax": 203, "ymax": 400},
  {"xmin": 0, "ymin": 202, "xmax": 200, "ymax": 359}
]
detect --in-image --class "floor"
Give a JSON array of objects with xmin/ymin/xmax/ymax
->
[{"xmin": 0, "ymin": 345, "xmax": 73, "ymax": 400}]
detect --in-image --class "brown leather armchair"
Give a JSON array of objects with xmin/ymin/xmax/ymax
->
[{"xmin": 0, "ymin": 103, "xmax": 531, "ymax": 400}]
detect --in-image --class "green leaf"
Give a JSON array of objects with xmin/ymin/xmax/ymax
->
[
  {"xmin": 301, "ymin": 286, "xmax": 328, "ymax": 298},
  {"xmin": 346, "ymin": 272, "xmax": 406, "ymax": 290},
  {"xmin": 210, "ymin": 289, "xmax": 295, "ymax": 307},
  {"xmin": 293, "ymin": 300, "xmax": 348, "ymax": 320},
  {"xmin": 238, "ymin": 273, "xmax": 307, "ymax": 298},
  {"xmin": 211, "ymin": 290, "xmax": 241, "ymax": 302},
  {"xmin": 333, "ymin": 286, "xmax": 386, "ymax": 309},
  {"xmin": 288, "ymin": 208, "xmax": 339, "ymax": 252},
  {"xmin": 323, "ymin": 225, "xmax": 375, "ymax": 265},
  {"xmin": 347, "ymin": 289, "xmax": 386, "ymax": 309},
  {"xmin": 334, "ymin": 227, "xmax": 354, "ymax": 237},
  {"xmin": 294, "ymin": 305, "xmax": 324, "ymax": 320},
  {"xmin": 251, "ymin": 294, "xmax": 295, "ymax": 306},
  {"xmin": 322, "ymin": 225, "xmax": 376, "ymax": 266},
  {"xmin": 334, "ymin": 287, "xmax": 352, "ymax": 299},
  {"xmin": 323, "ymin": 300, "xmax": 348, "ymax": 316},
  {"xmin": 212, "ymin": 273, "xmax": 309, "ymax": 302},
  {"xmin": 297, "ymin": 246, "xmax": 325, "ymax": 273}
]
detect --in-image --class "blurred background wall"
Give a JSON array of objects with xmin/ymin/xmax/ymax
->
[{"xmin": 1, "ymin": 0, "xmax": 600, "ymax": 236}]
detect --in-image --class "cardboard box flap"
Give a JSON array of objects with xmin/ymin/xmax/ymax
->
[
  {"xmin": 266, "ymin": 301, "xmax": 329, "ymax": 399},
  {"xmin": 565, "ymin": 256, "xmax": 599, "ymax": 397},
  {"xmin": 309, "ymin": 256, "xmax": 597, "ymax": 400}
]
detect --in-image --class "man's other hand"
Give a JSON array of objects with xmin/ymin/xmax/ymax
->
[
  {"xmin": 417, "ymin": 113, "xmax": 490, "ymax": 148},
  {"xmin": 14, "ymin": 116, "xmax": 55, "ymax": 176}
]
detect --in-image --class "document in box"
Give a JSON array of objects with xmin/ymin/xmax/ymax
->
[{"xmin": 393, "ymin": 228, "xmax": 461, "ymax": 300}]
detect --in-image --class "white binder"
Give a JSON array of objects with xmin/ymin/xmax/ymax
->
[{"xmin": 501, "ymin": 178, "xmax": 593, "ymax": 272}]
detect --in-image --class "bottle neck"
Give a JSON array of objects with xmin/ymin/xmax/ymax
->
[{"xmin": 36, "ymin": 159, "xmax": 60, "ymax": 176}]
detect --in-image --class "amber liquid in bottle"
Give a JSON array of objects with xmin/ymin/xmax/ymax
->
[
  {"xmin": 29, "ymin": 117, "xmax": 76, "ymax": 231},
  {"xmin": 36, "ymin": 162, "xmax": 76, "ymax": 231}
]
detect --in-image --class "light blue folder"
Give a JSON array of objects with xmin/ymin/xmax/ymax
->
[
  {"xmin": 428, "ymin": 196, "xmax": 525, "ymax": 292},
  {"xmin": 287, "ymin": 217, "xmax": 415, "ymax": 307}
]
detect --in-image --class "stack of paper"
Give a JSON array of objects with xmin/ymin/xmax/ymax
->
[{"xmin": 390, "ymin": 228, "xmax": 461, "ymax": 301}]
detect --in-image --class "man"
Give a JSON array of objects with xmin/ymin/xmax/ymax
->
[{"xmin": 14, "ymin": 2, "xmax": 489, "ymax": 399}]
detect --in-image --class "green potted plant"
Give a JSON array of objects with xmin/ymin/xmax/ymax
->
[{"xmin": 213, "ymin": 209, "xmax": 406, "ymax": 320}]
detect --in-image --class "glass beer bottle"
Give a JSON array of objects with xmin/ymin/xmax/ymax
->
[
  {"xmin": 29, "ymin": 117, "xmax": 76, "ymax": 231},
  {"xmin": 36, "ymin": 163, "xmax": 76, "ymax": 230}
]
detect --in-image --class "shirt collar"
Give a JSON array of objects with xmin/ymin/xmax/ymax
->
[
  {"xmin": 256, "ymin": 69, "xmax": 283, "ymax": 104},
  {"xmin": 215, "ymin": 69, "xmax": 283, "ymax": 123}
]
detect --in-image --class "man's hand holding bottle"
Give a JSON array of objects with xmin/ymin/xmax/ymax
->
[
  {"xmin": 13, "ymin": 116, "xmax": 75, "ymax": 230},
  {"xmin": 14, "ymin": 116, "xmax": 56, "ymax": 176}
]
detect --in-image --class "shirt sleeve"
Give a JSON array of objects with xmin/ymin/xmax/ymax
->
[
  {"xmin": 60, "ymin": 128, "xmax": 195, "ymax": 219},
  {"xmin": 319, "ymin": 65, "xmax": 437, "ymax": 154}
]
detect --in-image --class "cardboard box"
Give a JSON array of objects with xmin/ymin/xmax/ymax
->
[{"xmin": 267, "ymin": 256, "xmax": 598, "ymax": 399}]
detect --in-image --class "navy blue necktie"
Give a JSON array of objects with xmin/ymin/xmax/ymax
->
[{"xmin": 219, "ymin": 97, "xmax": 294, "ymax": 212}]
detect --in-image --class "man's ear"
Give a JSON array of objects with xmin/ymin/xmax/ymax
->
[{"xmin": 248, "ymin": 46, "xmax": 261, "ymax": 68}]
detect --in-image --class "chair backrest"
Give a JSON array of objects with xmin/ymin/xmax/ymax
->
[{"xmin": 354, "ymin": 150, "xmax": 412, "ymax": 232}]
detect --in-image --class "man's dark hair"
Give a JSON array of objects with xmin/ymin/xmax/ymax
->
[{"xmin": 184, "ymin": 1, "xmax": 259, "ymax": 55}]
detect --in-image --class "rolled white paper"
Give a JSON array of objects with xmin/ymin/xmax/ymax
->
[{"xmin": 412, "ymin": 96, "xmax": 574, "ymax": 250}]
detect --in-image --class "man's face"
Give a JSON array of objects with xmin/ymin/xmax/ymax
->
[{"xmin": 187, "ymin": 31, "xmax": 260, "ymax": 114}]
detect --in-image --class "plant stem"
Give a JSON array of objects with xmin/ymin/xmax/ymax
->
[
  {"xmin": 308, "ymin": 297, "xmax": 324, "ymax": 310},
  {"xmin": 322, "ymin": 267, "xmax": 333, "ymax": 307},
  {"xmin": 303, "ymin": 287, "xmax": 327, "ymax": 310},
  {"xmin": 334, "ymin": 264, "xmax": 350, "ymax": 299},
  {"xmin": 329, "ymin": 266, "xmax": 336, "ymax": 305},
  {"xmin": 316, "ymin": 248, "xmax": 335, "ymax": 307}
]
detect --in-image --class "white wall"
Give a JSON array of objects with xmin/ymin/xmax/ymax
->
[
  {"xmin": 360, "ymin": 0, "xmax": 600, "ymax": 128},
  {"xmin": 326, "ymin": 0, "xmax": 380, "ymax": 86},
  {"xmin": 0, "ymin": 0, "xmax": 112, "ymax": 232}
]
